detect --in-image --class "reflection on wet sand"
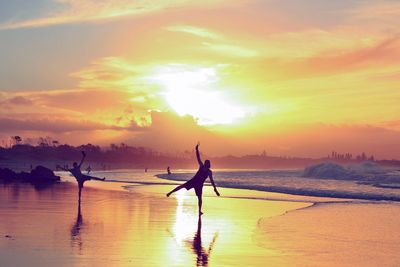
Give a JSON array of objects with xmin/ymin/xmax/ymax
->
[
  {"xmin": 70, "ymin": 205, "xmax": 83, "ymax": 253},
  {"xmin": 0, "ymin": 182, "xmax": 311, "ymax": 267},
  {"xmin": 188, "ymin": 216, "xmax": 218, "ymax": 267},
  {"xmin": 171, "ymin": 192, "xmax": 219, "ymax": 267}
]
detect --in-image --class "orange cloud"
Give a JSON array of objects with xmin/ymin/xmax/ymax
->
[
  {"xmin": 0, "ymin": 0, "xmax": 233, "ymax": 30},
  {"xmin": 0, "ymin": 117, "xmax": 121, "ymax": 133},
  {"xmin": 300, "ymin": 36, "xmax": 400, "ymax": 75}
]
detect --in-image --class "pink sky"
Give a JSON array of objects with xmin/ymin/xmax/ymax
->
[{"xmin": 0, "ymin": 0, "xmax": 399, "ymax": 158}]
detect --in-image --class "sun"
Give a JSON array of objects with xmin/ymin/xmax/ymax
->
[{"xmin": 144, "ymin": 64, "xmax": 252, "ymax": 125}]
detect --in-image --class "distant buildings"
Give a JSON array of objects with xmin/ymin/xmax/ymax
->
[{"xmin": 328, "ymin": 151, "xmax": 375, "ymax": 162}]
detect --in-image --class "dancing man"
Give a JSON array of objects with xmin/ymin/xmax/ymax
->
[{"xmin": 167, "ymin": 143, "xmax": 220, "ymax": 215}]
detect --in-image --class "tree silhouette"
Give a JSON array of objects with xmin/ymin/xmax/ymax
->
[{"xmin": 11, "ymin": 136, "xmax": 22, "ymax": 145}]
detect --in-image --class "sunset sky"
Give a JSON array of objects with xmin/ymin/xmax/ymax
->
[{"xmin": 0, "ymin": 0, "xmax": 399, "ymax": 158}]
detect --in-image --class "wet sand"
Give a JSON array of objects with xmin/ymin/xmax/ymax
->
[
  {"xmin": 0, "ymin": 181, "xmax": 399, "ymax": 267},
  {"xmin": 258, "ymin": 202, "xmax": 400, "ymax": 267}
]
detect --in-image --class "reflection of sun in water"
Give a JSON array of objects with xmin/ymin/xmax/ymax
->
[
  {"xmin": 145, "ymin": 64, "xmax": 254, "ymax": 125},
  {"xmin": 173, "ymin": 191, "xmax": 197, "ymax": 244}
]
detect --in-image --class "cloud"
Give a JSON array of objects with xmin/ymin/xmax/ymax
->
[
  {"xmin": 1, "ymin": 88, "xmax": 132, "ymax": 114},
  {"xmin": 1, "ymin": 104, "xmax": 400, "ymax": 159},
  {"xmin": 201, "ymin": 42, "xmax": 258, "ymax": 58},
  {"xmin": 0, "ymin": 119, "xmax": 139, "ymax": 148},
  {"xmin": 0, "ymin": 96, "xmax": 33, "ymax": 108},
  {"xmin": 0, "ymin": 117, "xmax": 121, "ymax": 133},
  {"xmin": 164, "ymin": 24, "xmax": 259, "ymax": 58},
  {"xmin": 0, "ymin": 88, "xmax": 157, "ymax": 133},
  {"xmin": 300, "ymin": 36, "xmax": 400, "ymax": 75},
  {"xmin": 111, "ymin": 113, "xmax": 400, "ymax": 159},
  {"xmin": 70, "ymin": 57, "xmax": 141, "ymax": 90},
  {"xmin": 34, "ymin": 88, "xmax": 132, "ymax": 113},
  {"xmin": 348, "ymin": 1, "xmax": 400, "ymax": 23},
  {"xmin": 7, "ymin": 96, "xmax": 33, "ymax": 105},
  {"xmin": 0, "ymin": 0, "xmax": 227, "ymax": 30},
  {"xmin": 124, "ymin": 111, "xmax": 238, "ymax": 155},
  {"xmin": 378, "ymin": 120, "xmax": 400, "ymax": 131},
  {"xmin": 166, "ymin": 24, "xmax": 222, "ymax": 39},
  {"xmin": 246, "ymin": 35, "xmax": 400, "ymax": 82},
  {"xmin": 369, "ymin": 71, "xmax": 400, "ymax": 81}
]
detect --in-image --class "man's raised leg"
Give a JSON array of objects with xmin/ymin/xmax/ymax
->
[{"xmin": 167, "ymin": 184, "xmax": 185, "ymax": 197}]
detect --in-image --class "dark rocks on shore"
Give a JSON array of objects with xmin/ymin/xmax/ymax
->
[{"xmin": 0, "ymin": 166, "xmax": 60, "ymax": 184}]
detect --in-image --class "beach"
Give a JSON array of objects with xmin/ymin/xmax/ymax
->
[{"xmin": 1, "ymin": 173, "xmax": 399, "ymax": 267}]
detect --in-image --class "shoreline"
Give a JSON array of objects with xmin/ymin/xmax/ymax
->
[{"xmin": 156, "ymin": 172, "xmax": 400, "ymax": 202}]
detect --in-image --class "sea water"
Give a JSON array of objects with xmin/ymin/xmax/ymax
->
[{"xmin": 63, "ymin": 163, "xmax": 400, "ymax": 202}]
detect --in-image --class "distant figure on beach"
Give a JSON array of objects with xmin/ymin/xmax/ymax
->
[
  {"xmin": 86, "ymin": 165, "xmax": 91, "ymax": 174},
  {"xmin": 145, "ymin": 167, "xmax": 148, "ymax": 173},
  {"xmin": 167, "ymin": 166, "xmax": 171, "ymax": 175},
  {"xmin": 57, "ymin": 151, "xmax": 105, "ymax": 205},
  {"xmin": 167, "ymin": 143, "xmax": 220, "ymax": 215}
]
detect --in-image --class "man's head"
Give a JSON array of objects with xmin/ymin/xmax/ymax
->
[
  {"xmin": 73, "ymin": 162, "xmax": 78, "ymax": 168},
  {"xmin": 204, "ymin": 159, "xmax": 211, "ymax": 169}
]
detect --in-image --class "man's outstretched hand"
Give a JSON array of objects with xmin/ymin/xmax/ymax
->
[
  {"xmin": 196, "ymin": 142, "xmax": 200, "ymax": 149},
  {"xmin": 214, "ymin": 189, "xmax": 220, "ymax": 196}
]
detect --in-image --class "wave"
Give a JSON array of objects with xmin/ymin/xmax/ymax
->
[
  {"xmin": 157, "ymin": 167, "xmax": 400, "ymax": 202},
  {"xmin": 302, "ymin": 161, "xmax": 386, "ymax": 180}
]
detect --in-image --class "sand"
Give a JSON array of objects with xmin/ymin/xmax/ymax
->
[{"xmin": 0, "ymin": 179, "xmax": 399, "ymax": 267}]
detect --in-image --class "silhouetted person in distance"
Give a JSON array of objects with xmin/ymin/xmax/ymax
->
[
  {"xmin": 166, "ymin": 143, "xmax": 220, "ymax": 215},
  {"xmin": 187, "ymin": 216, "xmax": 218, "ymax": 267},
  {"xmin": 167, "ymin": 166, "xmax": 171, "ymax": 175},
  {"xmin": 57, "ymin": 151, "xmax": 105, "ymax": 206},
  {"xmin": 86, "ymin": 165, "xmax": 91, "ymax": 174}
]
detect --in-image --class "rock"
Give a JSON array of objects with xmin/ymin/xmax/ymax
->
[
  {"xmin": 0, "ymin": 166, "xmax": 60, "ymax": 184},
  {"xmin": 15, "ymin": 171, "xmax": 31, "ymax": 182},
  {"xmin": 0, "ymin": 168, "xmax": 17, "ymax": 181},
  {"xmin": 30, "ymin": 165, "xmax": 60, "ymax": 183}
]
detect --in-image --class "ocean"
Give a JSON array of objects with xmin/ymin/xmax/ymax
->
[{"xmin": 60, "ymin": 162, "xmax": 400, "ymax": 202}]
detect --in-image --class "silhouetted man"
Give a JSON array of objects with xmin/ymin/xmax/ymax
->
[
  {"xmin": 57, "ymin": 151, "xmax": 105, "ymax": 205},
  {"xmin": 167, "ymin": 143, "xmax": 220, "ymax": 215}
]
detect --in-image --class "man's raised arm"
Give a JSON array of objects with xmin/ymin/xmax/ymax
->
[
  {"xmin": 195, "ymin": 143, "xmax": 203, "ymax": 166},
  {"xmin": 78, "ymin": 151, "xmax": 86, "ymax": 168}
]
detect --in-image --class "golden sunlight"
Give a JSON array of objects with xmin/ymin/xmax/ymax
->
[{"xmin": 144, "ymin": 64, "xmax": 253, "ymax": 125}]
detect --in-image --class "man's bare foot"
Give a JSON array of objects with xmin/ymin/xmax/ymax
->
[{"xmin": 102, "ymin": 177, "xmax": 106, "ymax": 181}]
